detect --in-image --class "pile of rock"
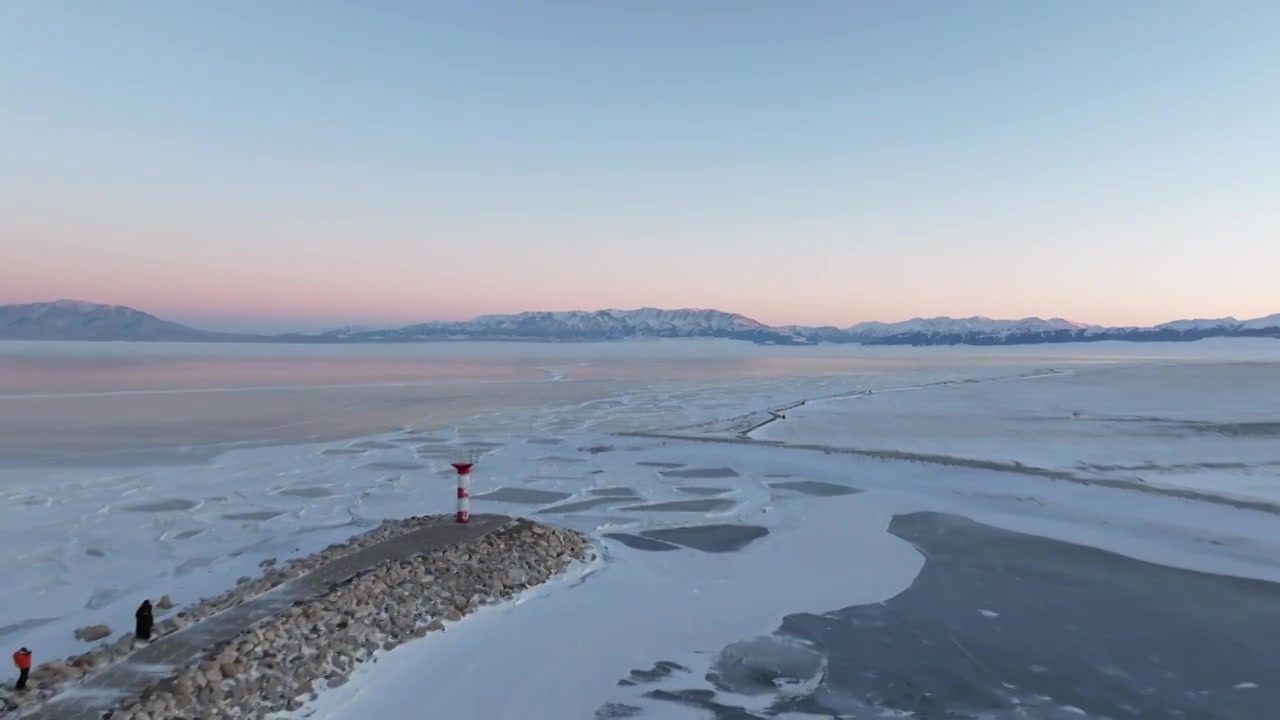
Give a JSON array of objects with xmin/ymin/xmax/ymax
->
[
  {"xmin": 0, "ymin": 515, "xmax": 470, "ymax": 714},
  {"xmin": 105, "ymin": 519, "xmax": 588, "ymax": 719},
  {"xmin": 168, "ymin": 515, "xmax": 458, "ymax": 624}
]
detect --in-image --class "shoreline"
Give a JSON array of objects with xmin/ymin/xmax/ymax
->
[{"xmin": 8, "ymin": 515, "xmax": 591, "ymax": 719}]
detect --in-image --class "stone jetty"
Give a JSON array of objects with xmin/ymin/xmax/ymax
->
[{"xmin": 9, "ymin": 514, "xmax": 591, "ymax": 720}]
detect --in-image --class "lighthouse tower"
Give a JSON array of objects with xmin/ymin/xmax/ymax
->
[{"xmin": 449, "ymin": 451, "xmax": 477, "ymax": 524}]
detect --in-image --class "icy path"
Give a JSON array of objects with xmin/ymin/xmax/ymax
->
[{"xmin": 33, "ymin": 516, "xmax": 505, "ymax": 720}]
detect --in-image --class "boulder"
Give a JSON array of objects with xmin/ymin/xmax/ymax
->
[{"xmin": 73, "ymin": 623, "xmax": 112, "ymax": 642}]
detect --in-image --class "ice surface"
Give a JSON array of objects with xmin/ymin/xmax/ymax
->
[
  {"xmin": 2, "ymin": 339, "xmax": 1280, "ymax": 718},
  {"xmin": 756, "ymin": 360, "xmax": 1280, "ymax": 504}
]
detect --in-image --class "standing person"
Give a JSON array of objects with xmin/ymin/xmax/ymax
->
[
  {"xmin": 135, "ymin": 600, "xmax": 154, "ymax": 641},
  {"xmin": 12, "ymin": 648, "xmax": 31, "ymax": 691}
]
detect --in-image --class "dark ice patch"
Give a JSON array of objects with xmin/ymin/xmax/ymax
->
[
  {"xmin": 707, "ymin": 636, "xmax": 825, "ymax": 696},
  {"xmin": 526, "ymin": 438, "xmax": 564, "ymax": 446},
  {"xmin": 675, "ymin": 486, "xmax": 732, "ymax": 496},
  {"xmin": 124, "ymin": 499, "xmax": 197, "ymax": 513},
  {"xmin": 320, "ymin": 447, "xmax": 369, "ymax": 456},
  {"xmin": 403, "ymin": 434, "xmax": 452, "ymax": 442},
  {"xmin": 223, "ymin": 510, "xmax": 285, "ymax": 521},
  {"xmin": 174, "ymin": 529, "xmax": 206, "ymax": 540},
  {"xmin": 748, "ymin": 511, "xmax": 1280, "ymax": 719},
  {"xmin": 175, "ymin": 557, "xmax": 215, "ymax": 575},
  {"xmin": 276, "ymin": 486, "xmax": 333, "ymax": 499},
  {"xmin": 360, "ymin": 461, "xmax": 425, "ymax": 471},
  {"xmin": 0, "ymin": 617, "xmax": 56, "ymax": 639},
  {"xmin": 349, "ymin": 440, "xmax": 397, "ymax": 450},
  {"xmin": 595, "ymin": 703, "xmax": 644, "ymax": 719},
  {"xmin": 85, "ymin": 548, "xmax": 106, "ymax": 558},
  {"xmin": 638, "ymin": 461, "xmax": 686, "ymax": 468},
  {"xmin": 540, "ymin": 497, "xmax": 631, "ymax": 514},
  {"xmin": 660, "ymin": 467, "xmax": 740, "ymax": 479},
  {"xmin": 385, "ymin": 436, "xmax": 424, "ymax": 444},
  {"xmin": 475, "ymin": 488, "xmax": 572, "ymax": 505},
  {"xmin": 621, "ymin": 499, "xmax": 737, "ymax": 513},
  {"xmin": 538, "ymin": 455, "xmax": 588, "ymax": 464},
  {"xmin": 591, "ymin": 487, "xmax": 640, "ymax": 497},
  {"xmin": 642, "ymin": 524, "xmax": 769, "ymax": 553},
  {"xmin": 769, "ymin": 480, "xmax": 862, "ymax": 497},
  {"xmin": 639, "ymin": 688, "xmax": 772, "ymax": 718},
  {"xmin": 618, "ymin": 660, "xmax": 692, "ymax": 686},
  {"xmin": 604, "ymin": 533, "xmax": 681, "ymax": 552}
]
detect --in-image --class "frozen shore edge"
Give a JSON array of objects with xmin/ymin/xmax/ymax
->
[{"xmin": 8, "ymin": 515, "xmax": 591, "ymax": 719}]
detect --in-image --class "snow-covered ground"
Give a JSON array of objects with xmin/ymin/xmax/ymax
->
[{"xmin": 2, "ymin": 338, "xmax": 1279, "ymax": 718}]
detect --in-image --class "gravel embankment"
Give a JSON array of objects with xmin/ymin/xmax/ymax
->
[{"xmin": 6, "ymin": 516, "xmax": 591, "ymax": 719}]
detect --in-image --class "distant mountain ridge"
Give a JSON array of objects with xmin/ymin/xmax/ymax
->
[
  {"xmin": 0, "ymin": 300, "xmax": 261, "ymax": 342},
  {"xmin": 2, "ymin": 300, "xmax": 1278, "ymax": 346},
  {"xmin": 298, "ymin": 308, "xmax": 795, "ymax": 345}
]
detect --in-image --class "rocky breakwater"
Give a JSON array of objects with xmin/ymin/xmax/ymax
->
[
  {"xmin": 1, "ymin": 516, "xmax": 453, "ymax": 715},
  {"xmin": 107, "ymin": 518, "xmax": 590, "ymax": 720}
]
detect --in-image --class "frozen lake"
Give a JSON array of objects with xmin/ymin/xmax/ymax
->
[
  {"xmin": 0, "ymin": 339, "xmax": 1075, "ymax": 466},
  {"xmin": 2, "ymin": 338, "xmax": 1279, "ymax": 718}
]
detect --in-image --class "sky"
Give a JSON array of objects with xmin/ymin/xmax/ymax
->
[{"xmin": 1, "ymin": 1, "xmax": 1277, "ymax": 332}]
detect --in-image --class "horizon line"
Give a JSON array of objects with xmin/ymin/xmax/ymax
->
[{"xmin": 7, "ymin": 298, "xmax": 1277, "ymax": 336}]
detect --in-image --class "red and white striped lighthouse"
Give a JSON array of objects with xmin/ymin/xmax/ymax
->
[{"xmin": 450, "ymin": 459, "xmax": 473, "ymax": 523}]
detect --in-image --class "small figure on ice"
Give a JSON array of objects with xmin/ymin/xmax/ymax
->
[
  {"xmin": 135, "ymin": 600, "xmax": 154, "ymax": 641},
  {"xmin": 12, "ymin": 647, "xmax": 31, "ymax": 691}
]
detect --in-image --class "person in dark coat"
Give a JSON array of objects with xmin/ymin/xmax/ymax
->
[
  {"xmin": 135, "ymin": 600, "xmax": 154, "ymax": 641},
  {"xmin": 12, "ymin": 648, "xmax": 31, "ymax": 691}
]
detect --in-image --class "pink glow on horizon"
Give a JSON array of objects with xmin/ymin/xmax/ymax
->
[
  {"xmin": 3, "ymin": 270, "xmax": 1276, "ymax": 333},
  {"xmin": 3, "ymin": 1, "xmax": 1278, "ymax": 335}
]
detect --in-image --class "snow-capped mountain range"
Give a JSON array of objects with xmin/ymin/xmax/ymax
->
[
  {"xmin": 0, "ymin": 300, "xmax": 258, "ymax": 342},
  {"xmin": 2, "ymin": 300, "xmax": 1278, "ymax": 346},
  {"xmin": 299, "ymin": 308, "xmax": 792, "ymax": 344}
]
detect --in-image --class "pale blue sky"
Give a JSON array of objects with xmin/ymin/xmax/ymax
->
[{"xmin": 2, "ymin": 1, "xmax": 1277, "ymax": 331}]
